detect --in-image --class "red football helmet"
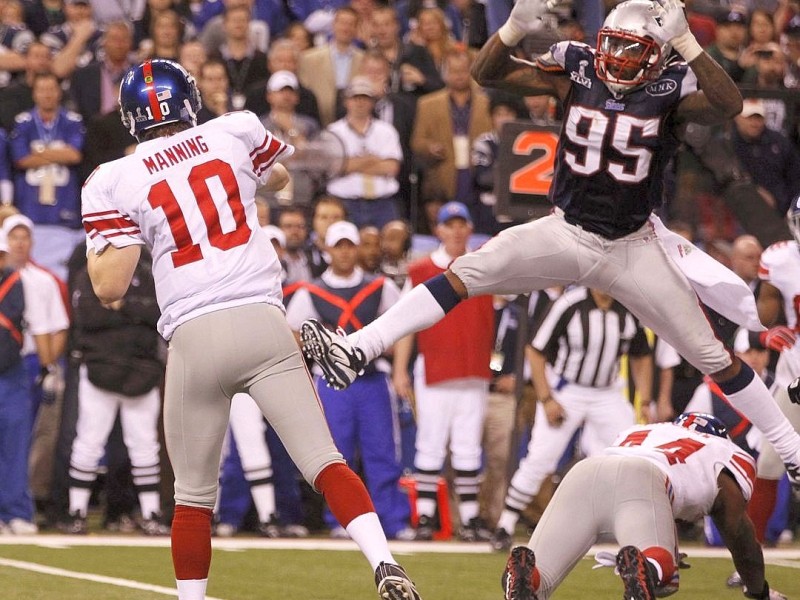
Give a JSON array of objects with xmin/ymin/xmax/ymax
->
[{"xmin": 595, "ymin": 0, "xmax": 672, "ymax": 95}]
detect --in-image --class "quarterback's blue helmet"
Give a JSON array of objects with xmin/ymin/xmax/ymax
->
[
  {"xmin": 119, "ymin": 59, "xmax": 201, "ymax": 140},
  {"xmin": 673, "ymin": 412, "xmax": 729, "ymax": 439}
]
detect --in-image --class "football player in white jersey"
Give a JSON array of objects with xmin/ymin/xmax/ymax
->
[
  {"xmin": 500, "ymin": 413, "xmax": 787, "ymax": 600},
  {"xmin": 747, "ymin": 195, "xmax": 800, "ymax": 540},
  {"xmin": 81, "ymin": 59, "xmax": 422, "ymax": 600}
]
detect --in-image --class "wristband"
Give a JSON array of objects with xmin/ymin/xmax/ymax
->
[
  {"xmin": 671, "ymin": 31, "xmax": 703, "ymax": 62},
  {"xmin": 498, "ymin": 20, "xmax": 526, "ymax": 46}
]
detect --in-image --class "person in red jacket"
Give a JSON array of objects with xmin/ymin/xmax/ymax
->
[{"xmin": 392, "ymin": 202, "xmax": 495, "ymax": 541}]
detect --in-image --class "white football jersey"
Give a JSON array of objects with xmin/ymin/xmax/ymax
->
[
  {"xmin": 758, "ymin": 239, "xmax": 800, "ymax": 329},
  {"xmin": 82, "ymin": 111, "xmax": 293, "ymax": 339},
  {"xmin": 604, "ymin": 423, "xmax": 755, "ymax": 521}
]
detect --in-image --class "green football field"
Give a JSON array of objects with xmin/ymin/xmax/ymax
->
[{"xmin": 1, "ymin": 536, "xmax": 798, "ymax": 599}]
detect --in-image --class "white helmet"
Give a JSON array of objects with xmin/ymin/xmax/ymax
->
[{"xmin": 595, "ymin": 0, "xmax": 672, "ymax": 95}]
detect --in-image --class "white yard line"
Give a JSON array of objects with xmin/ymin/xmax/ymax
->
[
  {"xmin": 0, "ymin": 535, "xmax": 799, "ymax": 559},
  {"xmin": 0, "ymin": 557, "xmax": 226, "ymax": 600}
]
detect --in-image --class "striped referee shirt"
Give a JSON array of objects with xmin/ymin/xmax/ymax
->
[{"xmin": 531, "ymin": 287, "xmax": 650, "ymax": 388}]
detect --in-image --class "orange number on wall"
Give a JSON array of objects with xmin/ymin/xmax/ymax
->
[{"xmin": 509, "ymin": 130, "xmax": 558, "ymax": 196}]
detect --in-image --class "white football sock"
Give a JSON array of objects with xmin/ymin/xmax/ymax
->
[
  {"xmin": 725, "ymin": 374, "xmax": 800, "ymax": 463},
  {"xmin": 350, "ymin": 284, "xmax": 446, "ymax": 362},
  {"xmin": 345, "ymin": 512, "xmax": 394, "ymax": 571},
  {"xmin": 176, "ymin": 578, "xmax": 207, "ymax": 600}
]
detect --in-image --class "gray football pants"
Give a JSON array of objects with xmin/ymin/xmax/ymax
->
[
  {"xmin": 528, "ymin": 455, "xmax": 676, "ymax": 599},
  {"xmin": 164, "ymin": 303, "xmax": 343, "ymax": 509}
]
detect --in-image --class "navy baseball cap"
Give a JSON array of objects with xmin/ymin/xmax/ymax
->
[{"xmin": 437, "ymin": 201, "xmax": 472, "ymax": 226}]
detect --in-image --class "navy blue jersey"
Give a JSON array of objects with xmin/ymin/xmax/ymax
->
[
  {"xmin": 10, "ymin": 108, "xmax": 85, "ymax": 227},
  {"xmin": 537, "ymin": 42, "xmax": 698, "ymax": 239}
]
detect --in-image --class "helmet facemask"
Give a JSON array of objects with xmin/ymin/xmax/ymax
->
[{"xmin": 596, "ymin": 28, "xmax": 663, "ymax": 95}]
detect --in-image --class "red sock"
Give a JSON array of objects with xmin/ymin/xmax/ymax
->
[
  {"xmin": 315, "ymin": 462, "xmax": 375, "ymax": 528},
  {"xmin": 643, "ymin": 546, "xmax": 676, "ymax": 587},
  {"xmin": 171, "ymin": 505, "xmax": 213, "ymax": 580},
  {"xmin": 748, "ymin": 477, "xmax": 778, "ymax": 543}
]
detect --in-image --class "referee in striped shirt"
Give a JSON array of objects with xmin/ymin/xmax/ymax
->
[{"xmin": 491, "ymin": 286, "xmax": 653, "ymax": 551}]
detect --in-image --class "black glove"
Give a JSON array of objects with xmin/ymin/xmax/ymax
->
[{"xmin": 788, "ymin": 376, "xmax": 800, "ymax": 405}]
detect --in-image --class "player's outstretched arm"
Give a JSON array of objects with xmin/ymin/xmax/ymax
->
[
  {"xmin": 644, "ymin": 0, "xmax": 742, "ymax": 124},
  {"xmin": 471, "ymin": 0, "xmax": 567, "ymax": 98},
  {"xmin": 87, "ymin": 244, "xmax": 141, "ymax": 305},
  {"xmin": 264, "ymin": 163, "xmax": 289, "ymax": 191},
  {"xmin": 710, "ymin": 473, "xmax": 775, "ymax": 599}
]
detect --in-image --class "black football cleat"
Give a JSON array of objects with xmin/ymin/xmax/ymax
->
[
  {"xmin": 375, "ymin": 562, "xmax": 421, "ymax": 600},
  {"xmin": 617, "ymin": 545, "xmax": 657, "ymax": 600},
  {"xmin": 501, "ymin": 546, "xmax": 539, "ymax": 600}
]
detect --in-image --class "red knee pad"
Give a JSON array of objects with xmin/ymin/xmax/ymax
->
[
  {"xmin": 314, "ymin": 462, "xmax": 375, "ymax": 528},
  {"xmin": 171, "ymin": 505, "xmax": 213, "ymax": 580}
]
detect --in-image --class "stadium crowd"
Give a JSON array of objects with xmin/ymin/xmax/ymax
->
[{"xmin": 0, "ymin": 0, "xmax": 798, "ymax": 568}]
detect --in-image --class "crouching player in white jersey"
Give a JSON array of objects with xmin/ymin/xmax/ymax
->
[
  {"xmin": 501, "ymin": 413, "xmax": 787, "ymax": 600},
  {"xmin": 81, "ymin": 59, "xmax": 422, "ymax": 600}
]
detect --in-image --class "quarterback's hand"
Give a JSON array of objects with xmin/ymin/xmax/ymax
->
[
  {"xmin": 498, "ymin": 0, "xmax": 548, "ymax": 46},
  {"xmin": 788, "ymin": 376, "xmax": 800, "ymax": 405},
  {"xmin": 759, "ymin": 326, "xmax": 797, "ymax": 353},
  {"xmin": 36, "ymin": 363, "xmax": 65, "ymax": 405}
]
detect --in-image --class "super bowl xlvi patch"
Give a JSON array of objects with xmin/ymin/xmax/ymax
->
[
  {"xmin": 604, "ymin": 99, "xmax": 625, "ymax": 111},
  {"xmin": 570, "ymin": 60, "xmax": 592, "ymax": 89},
  {"xmin": 645, "ymin": 79, "xmax": 677, "ymax": 96}
]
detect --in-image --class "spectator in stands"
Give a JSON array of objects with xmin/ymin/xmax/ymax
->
[
  {"xmin": 748, "ymin": 42, "xmax": 792, "ymax": 134},
  {"xmin": 325, "ymin": 76, "xmax": 402, "ymax": 229},
  {"xmin": 523, "ymin": 94, "xmax": 558, "ymax": 127},
  {"xmin": 243, "ymin": 38, "xmax": 320, "ymax": 122},
  {"xmin": 370, "ymin": 5, "xmax": 434, "ymax": 98},
  {"xmin": 136, "ymin": 9, "xmax": 184, "ymax": 62},
  {"xmin": 199, "ymin": 0, "xmax": 269, "ymax": 56},
  {"xmin": 210, "ymin": 4, "xmax": 270, "ymax": 110},
  {"xmin": 395, "ymin": 0, "xmax": 461, "ymax": 43},
  {"xmin": 379, "ymin": 219, "xmax": 411, "ymax": 289},
  {"xmin": 705, "ymin": 9, "xmax": 755, "ymax": 83},
  {"xmin": 177, "ymin": 39, "xmax": 206, "ymax": 79},
  {"xmin": 393, "ymin": 202, "xmax": 495, "ymax": 542},
  {"xmin": 69, "ymin": 21, "xmax": 134, "ymax": 125},
  {"xmin": 285, "ymin": 0, "xmax": 347, "ymax": 42},
  {"xmin": 357, "ymin": 224, "xmax": 381, "ymax": 273},
  {"xmin": 297, "ymin": 6, "xmax": 363, "ymax": 126},
  {"xmin": 260, "ymin": 70, "xmax": 319, "ymax": 147},
  {"xmin": 350, "ymin": 0, "xmax": 378, "ymax": 48},
  {"xmin": 783, "ymin": 14, "xmax": 800, "ymax": 88},
  {"xmin": 0, "ymin": 0, "xmax": 34, "ymax": 89},
  {"xmin": 357, "ymin": 49, "xmax": 416, "ymax": 213},
  {"xmin": 286, "ymin": 220, "xmax": 409, "ymax": 539},
  {"xmin": 731, "ymin": 98, "xmax": 800, "ymax": 216},
  {"xmin": 3, "ymin": 212, "xmax": 69, "ymax": 532},
  {"xmin": 64, "ymin": 249, "xmax": 168, "ymax": 536},
  {"xmin": 0, "ymin": 230, "xmax": 32, "ymax": 536},
  {"xmin": 41, "ymin": 0, "xmax": 103, "ymax": 80},
  {"xmin": 133, "ymin": 0, "xmax": 194, "ymax": 47},
  {"xmin": 196, "ymin": 58, "xmax": 231, "ymax": 123},
  {"xmin": 0, "ymin": 130, "xmax": 11, "ymax": 206},
  {"xmin": 0, "ymin": 41, "xmax": 52, "ymax": 132},
  {"xmin": 471, "ymin": 92, "xmax": 525, "ymax": 234},
  {"xmin": 23, "ymin": 0, "xmax": 65, "ymax": 38},
  {"xmin": 410, "ymin": 49, "xmax": 491, "ymax": 214},
  {"xmin": 397, "ymin": 7, "xmax": 453, "ymax": 98},
  {"xmin": 730, "ymin": 234, "xmax": 764, "ymax": 293},
  {"xmin": 491, "ymin": 287, "xmax": 651, "ymax": 552},
  {"xmin": 278, "ymin": 207, "xmax": 313, "ymax": 284},
  {"xmin": 307, "ymin": 195, "xmax": 346, "ymax": 277},
  {"xmin": 283, "ymin": 19, "xmax": 312, "ymax": 51},
  {"xmin": 9, "ymin": 72, "xmax": 84, "ymax": 279}
]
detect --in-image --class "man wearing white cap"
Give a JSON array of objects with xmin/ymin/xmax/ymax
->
[
  {"xmin": 0, "ymin": 230, "xmax": 33, "ymax": 536},
  {"xmin": 261, "ymin": 70, "xmax": 320, "ymax": 146},
  {"xmin": 324, "ymin": 76, "xmax": 403, "ymax": 229},
  {"xmin": 285, "ymin": 220, "xmax": 409, "ymax": 538},
  {"xmin": 2, "ymin": 212, "xmax": 69, "ymax": 531}
]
